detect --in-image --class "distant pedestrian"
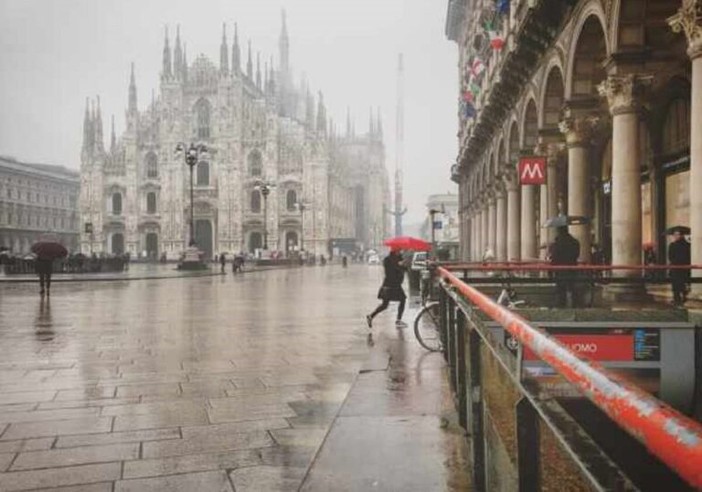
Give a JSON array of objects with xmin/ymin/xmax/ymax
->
[
  {"xmin": 220, "ymin": 252, "xmax": 226, "ymax": 273},
  {"xmin": 232, "ymin": 254, "xmax": 243, "ymax": 273},
  {"xmin": 366, "ymin": 249, "xmax": 407, "ymax": 328},
  {"xmin": 549, "ymin": 226, "xmax": 580, "ymax": 307},
  {"xmin": 342, "ymin": 255, "xmax": 348, "ymax": 268},
  {"xmin": 668, "ymin": 230, "xmax": 691, "ymax": 306},
  {"xmin": 35, "ymin": 257, "xmax": 53, "ymax": 296}
]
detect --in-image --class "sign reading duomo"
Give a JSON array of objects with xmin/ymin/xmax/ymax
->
[{"xmin": 80, "ymin": 12, "xmax": 390, "ymax": 260}]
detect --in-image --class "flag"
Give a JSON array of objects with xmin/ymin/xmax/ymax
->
[
  {"xmin": 462, "ymin": 91, "xmax": 473, "ymax": 103},
  {"xmin": 470, "ymin": 81, "xmax": 481, "ymax": 97},
  {"xmin": 471, "ymin": 57, "xmax": 485, "ymax": 77},
  {"xmin": 463, "ymin": 101, "xmax": 476, "ymax": 119},
  {"xmin": 496, "ymin": 0, "xmax": 510, "ymax": 15},
  {"xmin": 484, "ymin": 21, "xmax": 505, "ymax": 50}
]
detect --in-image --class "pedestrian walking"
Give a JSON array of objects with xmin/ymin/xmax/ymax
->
[
  {"xmin": 35, "ymin": 257, "xmax": 53, "ymax": 296},
  {"xmin": 220, "ymin": 252, "xmax": 226, "ymax": 273},
  {"xmin": 366, "ymin": 248, "xmax": 407, "ymax": 328},
  {"xmin": 549, "ymin": 226, "xmax": 580, "ymax": 307},
  {"xmin": 668, "ymin": 229, "xmax": 691, "ymax": 306}
]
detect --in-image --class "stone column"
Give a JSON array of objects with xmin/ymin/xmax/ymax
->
[
  {"xmin": 481, "ymin": 202, "xmax": 489, "ymax": 258},
  {"xmin": 599, "ymin": 75, "xmax": 652, "ymax": 275},
  {"xmin": 536, "ymin": 143, "xmax": 563, "ymax": 258},
  {"xmin": 521, "ymin": 182, "xmax": 537, "ymax": 261},
  {"xmin": 487, "ymin": 189, "xmax": 497, "ymax": 255},
  {"xmin": 559, "ymin": 116, "xmax": 599, "ymax": 262},
  {"xmin": 670, "ymin": 3, "xmax": 702, "ymax": 281},
  {"xmin": 495, "ymin": 182, "xmax": 508, "ymax": 261},
  {"xmin": 505, "ymin": 171, "xmax": 521, "ymax": 261}
]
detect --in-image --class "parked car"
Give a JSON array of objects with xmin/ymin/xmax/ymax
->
[
  {"xmin": 367, "ymin": 253, "xmax": 380, "ymax": 265},
  {"xmin": 410, "ymin": 251, "xmax": 428, "ymax": 271}
]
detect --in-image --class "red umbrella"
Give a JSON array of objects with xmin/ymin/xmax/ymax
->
[
  {"xmin": 31, "ymin": 242, "xmax": 68, "ymax": 260},
  {"xmin": 383, "ymin": 236, "xmax": 431, "ymax": 252}
]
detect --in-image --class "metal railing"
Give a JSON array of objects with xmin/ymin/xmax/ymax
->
[{"xmin": 435, "ymin": 266, "xmax": 702, "ymax": 490}]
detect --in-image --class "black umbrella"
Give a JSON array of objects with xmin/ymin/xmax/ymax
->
[
  {"xmin": 31, "ymin": 242, "xmax": 68, "ymax": 260},
  {"xmin": 543, "ymin": 215, "xmax": 590, "ymax": 228},
  {"xmin": 666, "ymin": 225, "xmax": 691, "ymax": 235}
]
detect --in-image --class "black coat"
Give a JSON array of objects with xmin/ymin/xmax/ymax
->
[
  {"xmin": 668, "ymin": 238, "xmax": 691, "ymax": 281},
  {"xmin": 378, "ymin": 254, "xmax": 406, "ymax": 301},
  {"xmin": 550, "ymin": 233, "xmax": 580, "ymax": 265}
]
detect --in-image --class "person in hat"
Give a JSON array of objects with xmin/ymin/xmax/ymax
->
[
  {"xmin": 549, "ymin": 226, "xmax": 580, "ymax": 307},
  {"xmin": 668, "ymin": 229, "xmax": 690, "ymax": 306},
  {"xmin": 366, "ymin": 248, "xmax": 407, "ymax": 328}
]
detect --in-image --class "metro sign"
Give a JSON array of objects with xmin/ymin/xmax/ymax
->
[{"xmin": 519, "ymin": 156, "xmax": 547, "ymax": 185}]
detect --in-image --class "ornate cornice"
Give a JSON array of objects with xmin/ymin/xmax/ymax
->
[
  {"xmin": 669, "ymin": 0, "xmax": 702, "ymax": 60},
  {"xmin": 597, "ymin": 75, "xmax": 653, "ymax": 116}
]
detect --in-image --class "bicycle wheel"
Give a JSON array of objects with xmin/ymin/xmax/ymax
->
[{"xmin": 414, "ymin": 302, "xmax": 442, "ymax": 352}]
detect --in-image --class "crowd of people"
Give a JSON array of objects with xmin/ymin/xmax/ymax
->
[{"xmin": 0, "ymin": 251, "xmax": 129, "ymax": 275}]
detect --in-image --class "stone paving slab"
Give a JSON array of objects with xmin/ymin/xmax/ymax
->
[{"xmin": 0, "ymin": 266, "xmax": 469, "ymax": 490}]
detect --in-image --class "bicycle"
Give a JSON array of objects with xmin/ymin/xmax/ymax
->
[
  {"xmin": 413, "ymin": 267, "xmax": 443, "ymax": 352},
  {"xmin": 495, "ymin": 272, "xmax": 527, "ymax": 309}
]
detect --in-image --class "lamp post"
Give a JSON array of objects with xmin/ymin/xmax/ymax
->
[
  {"xmin": 175, "ymin": 142, "xmax": 208, "ymax": 270},
  {"xmin": 429, "ymin": 207, "xmax": 442, "ymax": 256},
  {"xmin": 295, "ymin": 201, "xmax": 310, "ymax": 252},
  {"xmin": 176, "ymin": 143, "xmax": 207, "ymax": 246},
  {"xmin": 254, "ymin": 180, "xmax": 276, "ymax": 250}
]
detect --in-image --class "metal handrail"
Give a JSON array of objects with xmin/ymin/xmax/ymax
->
[
  {"xmin": 437, "ymin": 266, "xmax": 702, "ymax": 488},
  {"xmin": 442, "ymin": 262, "xmax": 702, "ymax": 271}
]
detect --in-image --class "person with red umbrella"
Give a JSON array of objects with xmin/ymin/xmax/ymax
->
[
  {"xmin": 366, "ymin": 247, "xmax": 408, "ymax": 328},
  {"xmin": 31, "ymin": 238, "xmax": 68, "ymax": 296}
]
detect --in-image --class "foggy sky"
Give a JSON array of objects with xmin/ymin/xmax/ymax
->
[{"xmin": 0, "ymin": 0, "xmax": 457, "ymax": 224}]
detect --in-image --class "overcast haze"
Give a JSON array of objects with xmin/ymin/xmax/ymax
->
[{"xmin": 0, "ymin": 0, "xmax": 457, "ymax": 224}]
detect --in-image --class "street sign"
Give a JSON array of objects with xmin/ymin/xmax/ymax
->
[
  {"xmin": 84, "ymin": 222, "xmax": 93, "ymax": 234},
  {"xmin": 518, "ymin": 156, "xmax": 547, "ymax": 185}
]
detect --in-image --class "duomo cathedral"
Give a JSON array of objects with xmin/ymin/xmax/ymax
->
[{"xmin": 79, "ymin": 12, "xmax": 390, "ymax": 259}]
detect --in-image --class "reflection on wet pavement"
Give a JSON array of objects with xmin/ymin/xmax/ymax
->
[{"xmin": 0, "ymin": 266, "xmax": 470, "ymax": 491}]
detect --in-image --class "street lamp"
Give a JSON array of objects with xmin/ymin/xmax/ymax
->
[
  {"xmin": 176, "ymin": 142, "xmax": 208, "ymax": 247},
  {"xmin": 254, "ymin": 180, "xmax": 276, "ymax": 250},
  {"xmin": 428, "ymin": 205, "xmax": 445, "ymax": 256},
  {"xmin": 295, "ymin": 201, "xmax": 311, "ymax": 252},
  {"xmin": 175, "ymin": 142, "xmax": 208, "ymax": 270}
]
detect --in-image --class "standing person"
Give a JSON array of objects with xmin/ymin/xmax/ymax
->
[
  {"xmin": 549, "ymin": 226, "xmax": 580, "ymax": 307},
  {"xmin": 35, "ymin": 256, "xmax": 53, "ymax": 296},
  {"xmin": 366, "ymin": 248, "xmax": 407, "ymax": 327},
  {"xmin": 220, "ymin": 252, "xmax": 226, "ymax": 273},
  {"xmin": 668, "ymin": 230, "xmax": 691, "ymax": 306}
]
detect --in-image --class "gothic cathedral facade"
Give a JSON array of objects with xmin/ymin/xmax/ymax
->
[{"xmin": 79, "ymin": 13, "xmax": 390, "ymax": 260}]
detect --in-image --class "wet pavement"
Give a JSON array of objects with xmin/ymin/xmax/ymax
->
[{"xmin": 0, "ymin": 265, "xmax": 470, "ymax": 491}]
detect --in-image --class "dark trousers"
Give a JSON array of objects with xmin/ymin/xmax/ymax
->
[
  {"xmin": 39, "ymin": 273, "xmax": 52, "ymax": 293},
  {"xmin": 672, "ymin": 279, "xmax": 687, "ymax": 305},
  {"xmin": 370, "ymin": 298, "xmax": 406, "ymax": 321},
  {"xmin": 554, "ymin": 273, "xmax": 576, "ymax": 308}
]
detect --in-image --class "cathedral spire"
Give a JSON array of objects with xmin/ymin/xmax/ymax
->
[
  {"xmin": 128, "ymin": 62, "xmax": 137, "ymax": 113},
  {"xmin": 268, "ymin": 56, "xmax": 276, "ymax": 95},
  {"xmin": 346, "ymin": 107, "xmax": 351, "ymax": 137},
  {"xmin": 246, "ymin": 40, "xmax": 253, "ymax": 79},
  {"xmin": 316, "ymin": 91, "xmax": 326, "ymax": 136},
  {"xmin": 82, "ymin": 97, "xmax": 93, "ymax": 151},
  {"xmin": 95, "ymin": 95, "xmax": 104, "ymax": 151},
  {"xmin": 256, "ymin": 52, "xmax": 261, "ymax": 89},
  {"xmin": 162, "ymin": 26, "xmax": 172, "ymax": 80},
  {"xmin": 377, "ymin": 107, "xmax": 383, "ymax": 139},
  {"xmin": 306, "ymin": 89, "xmax": 315, "ymax": 130},
  {"xmin": 220, "ymin": 23, "xmax": 229, "ymax": 75},
  {"xmin": 232, "ymin": 23, "xmax": 241, "ymax": 75},
  {"xmin": 369, "ymin": 107, "xmax": 375, "ymax": 136},
  {"xmin": 174, "ymin": 25, "xmax": 183, "ymax": 80},
  {"xmin": 110, "ymin": 114, "xmax": 116, "ymax": 153},
  {"xmin": 183, "ymin": 44, "xmax": 188, "ymax": 83},
  {"xmin": 279, "ymin": 9, "xmax": 290, "ymax": 76}
]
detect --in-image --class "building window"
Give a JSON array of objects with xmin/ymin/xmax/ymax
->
[
  {"xmin": 112, "ymin": 193, "xmax": 122, "ymax": 215},
  {"xmin": 146, "ymin": 153, "xmax": 158, "ymax": 178},
  {"xmin": 251, "ymin": 190, "xmax": 261, "ymax": 213},
  {"xmin": 662, "ymin": 98, "xmax": 690, "ymax": 155},
  {"xmin": 286, "ymin": 190, "xmax": 297, "ymax": 211},
  {"xmin": 195, "ymin": 98, "xmax": 211, "ymax": 140},
  {"xmin": 248, "ymin": 151, "xmax": 262, "ymax": 177},
  {"xmin": 197, "ymin": 162, "xmax": 210, "ymax": 186},
  {"xmin": 146, "ymin": 192, "xmax": 157, "ymax": 214}
]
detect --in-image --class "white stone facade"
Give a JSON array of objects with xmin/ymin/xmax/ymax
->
[{"xmin": 80, "ymin": 15, "xmax": 390, "ymax": 260}]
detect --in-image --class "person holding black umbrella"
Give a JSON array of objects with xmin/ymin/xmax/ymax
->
[
  {"xmin": 549, "ymin": 226, "xmax": 580, "ymax": 307},
  {"xmin": 31, "ymin": 238, "xmax": 67, "ymax": 296},
  {"xmin": 668, "ymin": 228, "xmax": 691, "ymax": 306}
]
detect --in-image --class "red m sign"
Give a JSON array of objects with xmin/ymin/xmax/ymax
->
[{"xmin": 519, "ymin": 156, "xmax": 547, "ymax": 185}]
